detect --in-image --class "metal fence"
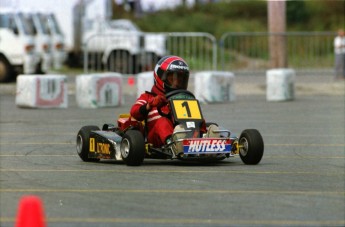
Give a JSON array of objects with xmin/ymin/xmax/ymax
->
[
  {"xmin": 220, "ymin": 32, "xmax": 336, "ymax": 74},
  {"xmin": 84, "ymin": 31, "xmax": 336, "ymax": 75},
  {"xmin": 83, "ymin": 32, "xmax": 217, "ymax": 74}
]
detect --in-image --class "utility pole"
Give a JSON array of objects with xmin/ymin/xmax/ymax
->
[{"xmin": 268, "ymin": 0, "xmax": 287, "ymax": 68}]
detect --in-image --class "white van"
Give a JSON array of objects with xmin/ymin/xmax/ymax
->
[
  {"xmin": 0, "ymin": 9, "xmax": 40, "ymax": 82},
  {"xmin": 41, "ymin": 13, "xmax": 66, "ymax": 70},
  {"xmin": 22, "ymin": 11, "xmax": 52, "ymax": 73}
]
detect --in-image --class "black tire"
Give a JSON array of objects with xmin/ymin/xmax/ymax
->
[
  {"xmin": 120, "ymin": 130, "xmax": 145, "ymax": 166},
  {"xmin": 107, "ymin": 50, "xmax": 130, "ymax": 74},
  {"xmin": 35, "ymin": 60, "xmax": 45, "ymax": 74},
  {"xmin": 239, "ymin": 129, "xmax": 264, "ymax": 165},
  {"xmin": 0, "ymin": 56, "xmax": 14, "ymax": 83},
  {"xmin": 142, "ymin": 53, "xmax": 158, "ymax": 72},
  {"xmin": 76, "ymin": 125, "xmax": 100, "ymax": 162}
]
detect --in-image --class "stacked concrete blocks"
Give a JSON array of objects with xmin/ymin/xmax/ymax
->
[
  {"xmin": 194, "ymin": 71, "xmax": 236, "ymax": 103},
  {"xmin": 266, "ymin": 68, "xmax": 295, "ymax": 101},
  {"xmin": 136, "ymin": 71, "xmax": 154, "ymax": 98},
  {"xmin": 15, "ymin": 75, "xmax": 68, "ymax": 108},
  {"xmin": 76, "ymin": 73, "xmax": 123, "ymax": 108}
]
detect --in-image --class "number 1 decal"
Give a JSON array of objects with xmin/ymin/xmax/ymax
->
[
  {"xmin": 172, "ymin": 100, "xmax": 202, "ymax": 120},
  {"xmin": 181, "ymin": 101, "xmax": 191, "ymax": 118}
]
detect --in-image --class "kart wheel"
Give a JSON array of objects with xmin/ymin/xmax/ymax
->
[
  {"xmin": 120, "ymin": 130, "xmax": 145, "ymax": 166},
  {"xmin": 76, "ymin": 126, "xmax": 100, "ymax": 162},
  {"xmin": 239, "ymin": 129, "xmax": 264, "ymax": 165}
]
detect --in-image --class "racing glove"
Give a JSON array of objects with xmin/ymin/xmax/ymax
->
[{"xmin": 148, "ymin": 95, "xmax": 167, "ymax": 108}]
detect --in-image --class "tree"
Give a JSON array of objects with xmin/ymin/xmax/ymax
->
[{"xmin": 268, "ymin": 0, "xmax": 287, "ymax": 68}]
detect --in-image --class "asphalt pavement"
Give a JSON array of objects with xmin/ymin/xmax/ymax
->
[{"xmin": 0, "ymin": 74, "xmax": 344, "ymax": 226}]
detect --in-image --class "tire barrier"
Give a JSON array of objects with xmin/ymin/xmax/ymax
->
[
  {"xmin": 136, "ymin": 71, "xmax": 154, "ymax": 98},
  {"xmin": 194, "ymin": 71, "xmax": 236, "ymax": 103},
  {"xmin": 76, "ymin": 73, "xmax": 123, "ymax": 108},
  {"xmin": 15, "ymin": 75, "xmax": 68, "ymax": 108},
  {"xmin": 13, "ymin": 69, "xmax": 296, "ymax": 109},
  {"xmin": 266, "ymin": 68, "xmax": 295, "ymax": 101}
]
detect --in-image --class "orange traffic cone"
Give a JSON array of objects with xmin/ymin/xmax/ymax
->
[
  {"xmin": 15, "ymin": 195, "xmax": 46, "ymax": 227},
  {"xmin": 128, "ymin": 76, "xmax": 135, "ymax": 86}
]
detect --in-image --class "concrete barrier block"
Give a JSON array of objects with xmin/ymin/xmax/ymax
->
[
  {"xmin": 266, "ymin": 68, "xmax": 295, "ymax": 101},
  {"xmin": 136, "ymin": 71, "xmax": 154, "ymax": 98},
  {"xmin": 194, "ymin": 71, "xmax": 236, "ymax": 103},
  {"xmin": 15, "ymin": 75, "xmax": 68, "ymax": 108},
  {"xmin": 76, "ymin": 73, "xmax": 123, "ymax": 108}
]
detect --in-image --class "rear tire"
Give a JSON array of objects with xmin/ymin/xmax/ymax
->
[
  {"xmin": 120, "ymin": 130, "xmax": 145, "ymax": 166},
  {"xmin": 76, "ymin": 125, "xmax": 100, "ymax": 162},
  {"xmin": 239, "ymin": 129, "xmax": 264, "ymax": 165}
]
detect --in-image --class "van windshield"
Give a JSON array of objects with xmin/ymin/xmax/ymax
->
[
  {"xmin": 37, "ymin": 13, "xmax": 50, "ymax": 35},
  {"xmin": 0, "ymin": 13, "xmax": 34, "ymax": 35},
  {"xmin": 17, "ymin": 13, "xmax": 34, "ymax": 35},
  {"xmin": 23, "ymin": 14, "xmax": 37, "ymax": 35},
  {"xmin": 108, "ymin": 20, "xmax": 140, "ymax": 32},
  {"xmin": 46, "ymin": 14, "xmax": 63, "ymax": 36},
  {"xmin": 0, "ymin": 14, "xmax": 10, "ymax": 28}
]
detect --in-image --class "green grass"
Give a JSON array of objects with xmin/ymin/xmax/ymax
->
[{"xmin": 114, "ymin": 0, "xmax": 344, "ymax": 37}]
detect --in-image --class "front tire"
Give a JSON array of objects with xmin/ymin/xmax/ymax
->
[
  {"xmin": 76, "ymin": 125, "xmax": 100, "ymax": 162},
  {"xmin": 120, "ymin": 130, "xmax": 145, "ymax": 166},
  {"xmin": 239, "ymin": 129, "xmax": 264, "ymax": 165}
]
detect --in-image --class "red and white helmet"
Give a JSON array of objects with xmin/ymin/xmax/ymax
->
[{"xmin": 153, "ymin": 56, "xmax": 190, "ymax": 94}]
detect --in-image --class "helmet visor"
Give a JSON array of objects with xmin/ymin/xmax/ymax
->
[{"xmin": 163, "ymin": 71, "xmax": 189, "ymax": 90}]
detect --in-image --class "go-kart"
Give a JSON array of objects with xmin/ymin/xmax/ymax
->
[{"xmin": 76, "ymin": 90, "xmax": 264, "ymax": 166}]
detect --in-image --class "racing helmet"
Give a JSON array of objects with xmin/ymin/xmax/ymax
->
[{"xmin": 153, "ymin": 56, "xmax": 190, "ymax": 93}]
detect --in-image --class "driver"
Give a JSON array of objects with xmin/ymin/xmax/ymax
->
[{"xmin": 130, "ymin": 56, "xmax": 191, "ymax": 147}]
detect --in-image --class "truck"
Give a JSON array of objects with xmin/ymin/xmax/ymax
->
[
  {"xmin": 21, "ymin": 11, "xmax": 52, "ymax": 74},
  {"xmin": 70, "ymin": 0, "xmax": 166, "ymax": 73},
  {"xmin": 39, "ymin": 12, "xmax": 67, "ymax": 70},
  {"xmin": 81, "ymin": 18, "xmax": 166, "ymax": 73},
  {"xmin": 0, "ymin": 9, "xmax": 40, "ymax": 82}
]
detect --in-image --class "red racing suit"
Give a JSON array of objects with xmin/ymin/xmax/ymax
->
[{"xmin": 130, "ymin": 91, "xmax": 173, "ymax": 148}]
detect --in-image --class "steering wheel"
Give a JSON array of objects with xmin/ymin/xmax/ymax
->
[
  {"xmin": 164, "ymin": 89, "xmax": 195, "ymax": 99},
  {"xmin": 157, "ymin": 89, "xmax": 195, "ymax": 118}
]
